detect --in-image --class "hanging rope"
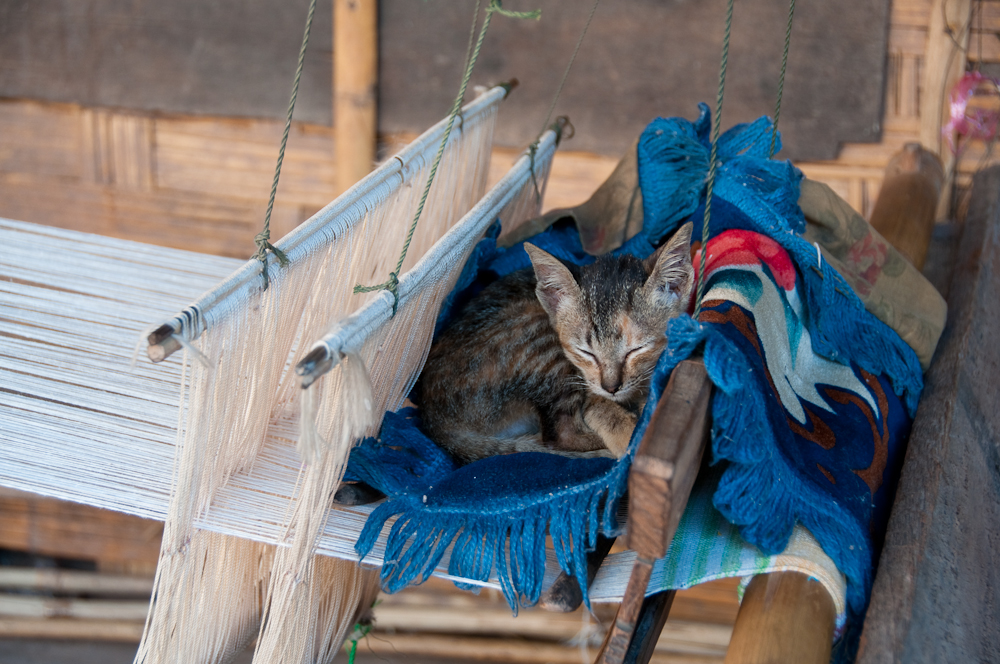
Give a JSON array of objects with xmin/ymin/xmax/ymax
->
[
  {"xmin": 693, "ymin": 0, "xmax": 796, "ymax": 317},
  {"xmin": 253, "ymin": 0, "xmax": 318, "ymax": 290},
  {"xmin": 528, "ymin": 0, "xmax": 600, "ymax": 201},
  {"xmin": 539, "ymin": 0, "xmax": 600, "ymax": 137},
  {"xmin": 354, "ymin": 0, "xmax": 541, "ymax": 313},
  {"xmin": 769, "ymin": 0, "xmax": 796, "ymax": 158},
  {"xmin": 692, "ymin": 0, "xmax": 735, "ymax": 320}
]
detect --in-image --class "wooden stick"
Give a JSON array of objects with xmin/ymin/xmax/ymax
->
[
  {"xmin": 599, "ymin": 556, "xmax": 656, "ymax": 664},
  {"xmin": 722, "ymin": 572, "xmax": 835, "ymax": 664},
  {"xmin": 623, "ymin": 590, "xmax": 677, "ymax": 664},
  {"xmin": 146, "ymin": 323, "xmax": 182, "ymax": 363},
  {"xmin": 334, "ymin": 0, "xmax": 378, "ymax": 195},
  {"xmin": 868, "ymin": 143, "xmax": 943, "ymax": 270},
  {"xmin": 597, "ymin": 359, "xmax": 712, "ymax": 664}
]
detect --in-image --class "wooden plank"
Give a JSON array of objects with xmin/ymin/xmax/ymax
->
[
  {"xmin": 154, "ymin": 116, "xmax": 337, "ymax": 207},
  {"xmin": 0, "ymin": 489, "xmax": 162, "ymax": 568},
  {"xmin": 0, "ymin": 100, "xmax": 83, "ymax": 178},
  {"xmin": 0, "ymin": 568, "xmax": 153, "ymax": 596},
  {"xmin": 888, "ymin": 25, "xmax": 930, "ymax": 54},
  {"xmin": 598, "ymin": 359, "xmax": 712, "ymax": 664},
  {"xmin": 857, "ymin": 166, "xmax": 1000, "ymax": 663},
  {"xmin": 722, "ymin": 572, "xmax": 835, "ymax": 664},
  {"xmin": 0, "ymin": 617, "xmax": 144, "ymax": 642},
  {"xmin": 0, "ymin": 594, "xmax": 149, "ymax": 621},
  {"xmin": 626, "ymin": 360, "xmax": 712, "ymax": 559},
  {"xmin": 890, "ymin": 0, "xmax": 935, "ymax": 28}
]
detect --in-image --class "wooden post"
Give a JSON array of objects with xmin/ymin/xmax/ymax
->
[
  {"xmin": 723, "ymin": 572, "xmax": 836, "ymax": 664},
  {"xmin": 867, "ymin": 143, "xmax": 944, "ymax": 271},
  {"xmin": 920, "ymin": 0, "xmax": 972, "ymax": 220},
  {"xmin": 334, "ymin": 0, "xmax": 378, "ymax": 194}
]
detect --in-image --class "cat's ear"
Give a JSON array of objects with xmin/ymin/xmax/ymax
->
[
  {"xmin": 643, "ymin": 222, "xmax": 694, "ymax": 311},
  {"xmin": 525, "ymin": 243, "xmax": 581, "ymax": 319}
]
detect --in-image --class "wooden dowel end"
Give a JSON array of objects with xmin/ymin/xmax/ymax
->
[{"xmin": 723, "ymin": 572, "xmax": 835, "ymax": 664}]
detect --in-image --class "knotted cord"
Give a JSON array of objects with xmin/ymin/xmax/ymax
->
[
  {"xmin": 770, "ymin": 0, "xmax": 797, "ymax": 158},
  {"xmin": 254, "ymin": 0, "xmax": 318, "ymax": 289},
  {"xmin": 354, "ymin": 0, "xmax": 541, "ymax": 313}
]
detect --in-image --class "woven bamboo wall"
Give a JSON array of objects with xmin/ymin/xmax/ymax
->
[{"xmin": 2, "ymin": 1, "xmax": 997, "ymax": 261}]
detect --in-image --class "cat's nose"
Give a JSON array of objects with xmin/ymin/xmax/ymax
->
[{"xmin": 601, "ymin": 376, "xmax": 623, "ymax": 394}]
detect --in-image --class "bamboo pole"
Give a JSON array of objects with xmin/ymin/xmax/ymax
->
[
  {"xmin": 0, "ymin": 567, "xmax": 153, "ymax": 597},
  {"xmin": 0, "ymin": 617, "xmax": 144, "ymax": 642},
  {"xmin": 334, "ymin": 0, "xmax": 378, "ymax": 194},
  {"xmin": 920, "ymin": 0, "xmax": 973, "ymax": 219}
]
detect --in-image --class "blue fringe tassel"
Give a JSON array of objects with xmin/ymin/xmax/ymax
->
[{"xmin": 348, "ymin": 106, "xmax": 923, "ymax": 637}]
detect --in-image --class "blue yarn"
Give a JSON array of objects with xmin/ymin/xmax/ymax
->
[
  {"xmin": 352, "ymin": 338, "xmax": 684, "ymax": 612},
  {"xmin": 349, "ymin": 106, "xmax": 922, "ymax": 639}
]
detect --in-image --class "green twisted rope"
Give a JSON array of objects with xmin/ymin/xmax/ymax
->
[
  {"xmin": 344, "ymin": 620, "xmax": 373, "ymax": 664},
  {"xmin": 254, "ymin": 0, "xmax": 318, "ymax": 290},
  {"xmin": 354, "ymin": 0, "xmax": 540, "ymax": 313},
  {"xmin": 769, "ymin": 0, "xmax": 796, "ymax": 159},
  {"xmin": 692, "ymin": 0, "xmax": 735, "ymax": 320}
]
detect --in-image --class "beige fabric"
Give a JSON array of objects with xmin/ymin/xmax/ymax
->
[
  {"xmin": 500, "ymin": 140, "xmax": 644, "ymax": 255},
  {"xmin": 799, "ymin": 178, "xmax": 947, "ymax": 371}
]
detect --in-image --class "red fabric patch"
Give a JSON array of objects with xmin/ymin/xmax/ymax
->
[{"xmin": 692, "ymin": 229, "xmax": 797, "ymax": 292}]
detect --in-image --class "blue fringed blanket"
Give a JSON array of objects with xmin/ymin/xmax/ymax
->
[{"xmin": 349, "ymin": 106, "xmax": 922, "ymax": 629}]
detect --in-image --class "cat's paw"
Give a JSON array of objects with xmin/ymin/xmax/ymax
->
[
  {"xmin": 583, "ymin": 401, "xmax": 636, "ymax": 458},
  {"xmin": 575, "ymin": 448, "xmax": 618, "ymax": 459}
]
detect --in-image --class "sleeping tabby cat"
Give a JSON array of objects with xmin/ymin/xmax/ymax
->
[
  {"xmin": 419, "ymin": 224, "xmax": 694, "ymax": 462},
  {"xmin": 417, "ymin": 222, "xmax": 694, "ymax": 463}
]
